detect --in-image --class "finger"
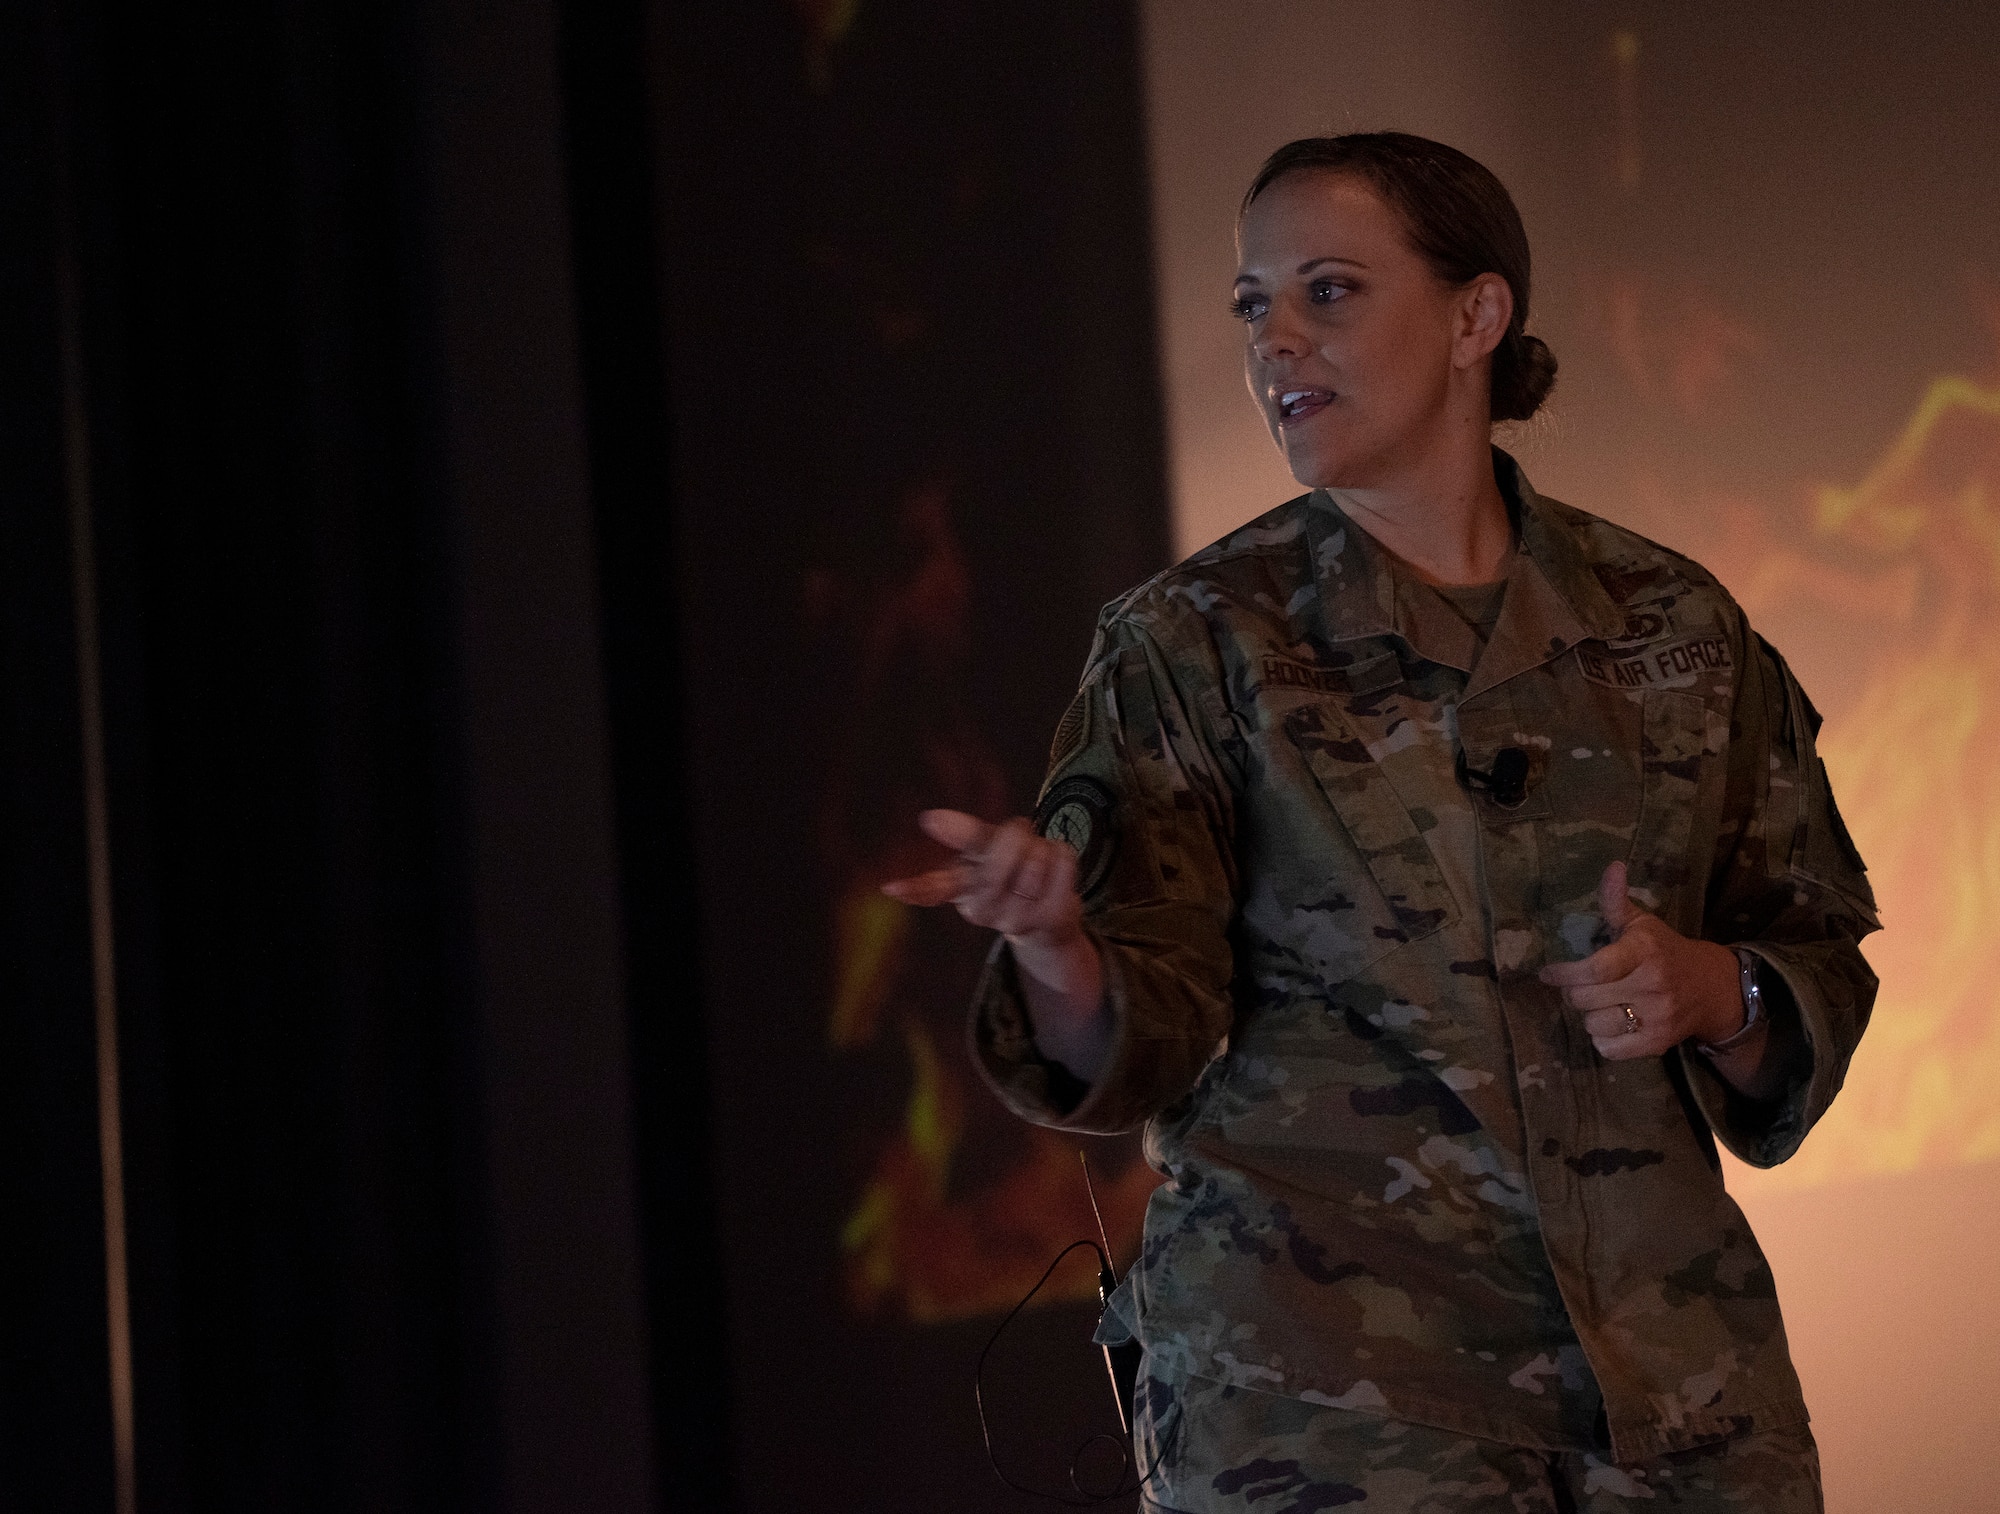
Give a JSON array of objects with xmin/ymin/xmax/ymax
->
[
  {"xmin": 1042, "ymin": 842, "xmax": 1080, "ymax": 915},
  {"xmin": 1562, "ymin": 965, "xmax": 1663, "ymax": 1014},
  {"xmin": 1592, "ymin": 1018, "xmax": 1672, "ymax": 1061},
  {"xmin": 1006, "ymin": 844, "xmax": 1083, "ymax": 941},
  {"xmin": 1539, "ymin": 933, "xmax": 1645, "ymax": 988},
  {"xmin": 989, "ymin": 841, "xmax": 1053, "ymax": 937},
  {"xmin": 1599, "ymin": 859, "xmax": 1643, "ymax": 934},
  {"xmin": 918, "ymin": 807, "xmax": 996, "ymax": 857},
  {"xmin": 1012, "ymin": 845, "xmax": 1052, "ymax": 902},
  {"xmin": 881, "ymin": 865, "xmax": 970, "ymax": 908},
  {"xmin": 960, "ymin": 819, "xmax": 1035, "ymax": 923},
  {"xmin": 1584, "ymin": 1000, "xmax": 1664, "ymax": 1048}
]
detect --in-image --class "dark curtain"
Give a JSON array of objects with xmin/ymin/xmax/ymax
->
[
  {"xmin": 652, "ymin": 3, "xmax": 1170, "ymax": 1509},
  {"xmin": 0, "ymin": 0, "xmax": 1170, "ymax": 1509},
  {"xmin": 0, "ymin": 1, "xmax": 676, "ymax": 1508}
]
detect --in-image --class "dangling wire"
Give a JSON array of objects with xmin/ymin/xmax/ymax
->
[{"xmin": 972, "ymin": 1237, "xmax": 1179, "ymax": 1505}]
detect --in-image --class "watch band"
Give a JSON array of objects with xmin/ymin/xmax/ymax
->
[{"xmin": 1698, "ymin": 948, "xmax": 1766, "ymax": 1057}]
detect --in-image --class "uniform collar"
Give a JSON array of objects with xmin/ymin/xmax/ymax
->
[{"xmin": 1302, "ymin": 448, "xmax": 1627, "ymax": 698}]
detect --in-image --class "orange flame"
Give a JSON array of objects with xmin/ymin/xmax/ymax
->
[
  {"xmin": 839, "ymin": 1016, "xmax": 1156, "ymax": 1322},
  {"xmin": 818, "ymin": 477, "xmax": 1156, "ymax": 1322},
  {"xmin": 1719, "ymin": 374, "xmax": 2000, "ymax": 1193},
  {"xmin": 825, "ymin": 380, "xmax": 2000, "ymax": 1303}
]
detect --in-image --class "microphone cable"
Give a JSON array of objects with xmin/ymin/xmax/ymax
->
[{"xmin": 972, "ymin": 1160, "xmax": 1182, "ymax": 1505}]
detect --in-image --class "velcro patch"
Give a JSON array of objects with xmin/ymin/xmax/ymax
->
[
  {"xmin": 1603, "ymin": 606, "xmax": 1674, "ymax": 651},
  {"xmin": 1577, "ymin": 634, "xmax": 1732, "ymax": 690},
  {"xmin": 1258, "ymin": 649, "xmax": 1399, "ymax": 697},
  {"xmin": 1048, "ymin": 689, "xmax": 1088, "ymax": 771},
  {"xmin": 1034, "ymin": 774, "xmax": 1117, "ymax": 897},
  {"xmin": 1259, "ymin": 652, "xmax": 1344, "ymax": 694}
]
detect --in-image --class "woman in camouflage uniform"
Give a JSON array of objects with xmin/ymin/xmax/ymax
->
[{"xmin": 886, "ymin": 134, "xmax": 1875, "ymax": 1513}]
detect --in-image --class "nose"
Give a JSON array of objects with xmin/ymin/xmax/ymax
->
[{"xmin": 1250, "ymin": 296, "xmax": 1309, "ymax": 363}]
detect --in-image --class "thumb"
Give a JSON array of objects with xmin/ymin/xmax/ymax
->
[
  {"xmin": 917, "ymin": 807, "xmax": 993, "ymax": 857},
  {"xmin": 1599, "ymin": 859, "xmax": 1642, "ymax": 934}
]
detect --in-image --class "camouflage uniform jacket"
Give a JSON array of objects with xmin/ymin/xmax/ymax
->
[{"xmin": 969, "ymin": 451, "xmax": 1880, "ymax": 1464}]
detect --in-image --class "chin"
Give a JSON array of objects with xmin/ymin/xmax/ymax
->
[
  {"xmin": 1283, "ymin": 418, "xmax": 1408, "ymax": 491},
  {"xmin": 1283, "ymin": 440, "xmax": 1367, "ymax": 491}
]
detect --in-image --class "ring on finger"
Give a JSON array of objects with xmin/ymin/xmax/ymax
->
[{"xmin": 1619, "ymin": 1003, "xmax": 1642, "ymax": 1034}]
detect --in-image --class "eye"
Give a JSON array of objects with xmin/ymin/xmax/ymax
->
[
  {"xmin": 1228, "ymin": 293, "xmax": 1267, "ymax": 323},
  {"xmin": 1308, "ymin": 278, "xmax": 1348, "ymax": 305}
]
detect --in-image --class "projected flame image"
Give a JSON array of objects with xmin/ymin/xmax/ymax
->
[
  {"xmin": 814, "ymin": 479, "xmax": 1153, "ymax": 1324},
  {"xmin": 1710, "ymin": 370, "xmax": 2000, "ymax": 1193},
  {"xmin": 820, "ymin": 366, "xmax": 2000, "ymax": 1316}
]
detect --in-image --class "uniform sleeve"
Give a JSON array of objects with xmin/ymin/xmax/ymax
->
[
  {"xmin": 966, "ymin": 605, "xmax": 1240, "ymax": 1135},
  {"xmin": 1683, "ymin": 612, "xmax": 1882, "ymax": 1166}
]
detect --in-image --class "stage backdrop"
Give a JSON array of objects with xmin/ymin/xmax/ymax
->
[
  {"xmin": 1141, "ymin": 2, "xmax": 2000, "ymax": 1509},
  {"xmin": 650, "ymin": 2, "xmax": 1169, "ymax": 1508}
]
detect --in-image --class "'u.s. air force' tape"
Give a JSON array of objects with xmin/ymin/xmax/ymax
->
[
  {"xmin": 1034, "ymin": 774, "xmax": 1117, "ymax": 897},
  {"xmin": 1576, "ymin": 633, "xmax": 1732, "ymax": 690}
]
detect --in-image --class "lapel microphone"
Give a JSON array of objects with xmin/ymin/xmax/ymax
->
[{"xmin": 1457, "ymin": 745, "xmax": 1532, "ymax": 807}]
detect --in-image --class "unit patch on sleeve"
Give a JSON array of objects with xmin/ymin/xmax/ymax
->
[{"xmin": 1034, "ymin": 774, "xmax": 1117, "ymax": 897}]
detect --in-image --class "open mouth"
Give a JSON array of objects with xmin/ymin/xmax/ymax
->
[{"xmin": 1276, "ymin": 388, "xmax": 1334, "ymax": 424}]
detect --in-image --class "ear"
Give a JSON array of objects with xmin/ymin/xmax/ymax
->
[{"xmin": 1451, "ymin": 272, "xmax": 1513, "ymax": 372}]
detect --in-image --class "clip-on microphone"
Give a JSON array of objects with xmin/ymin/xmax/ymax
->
[{"xmin": 1456, "ymin": 745, "xmax": 1531, "ymax": 807}]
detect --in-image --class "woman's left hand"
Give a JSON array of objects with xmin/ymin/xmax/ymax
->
[{"xmin": 1538, "ymin": 860, "xmax": 1746, "ymax": 1060}]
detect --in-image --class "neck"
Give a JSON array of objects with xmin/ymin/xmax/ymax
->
[{"xmin": 1323, "ymin": 413, "xmax": 1513, "ymax": 587}]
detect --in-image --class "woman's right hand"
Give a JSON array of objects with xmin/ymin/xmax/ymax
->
[
  {"xmin": 883, "ymin": 809, "xmax": 1110, "ymax": 1082},
  {"xmin": 881, "ymin": 809, "xmax": 1083, "ymax": 946}
]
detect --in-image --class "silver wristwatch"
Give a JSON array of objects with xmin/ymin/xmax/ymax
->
[{"xmin": 1697, "ymin": 948, "xmax": 1767, "ymax": 1057}]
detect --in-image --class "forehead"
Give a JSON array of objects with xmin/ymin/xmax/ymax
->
[{"xmin": 1234, "ymin": 171, "xmax": 1411, "ymax": 275}]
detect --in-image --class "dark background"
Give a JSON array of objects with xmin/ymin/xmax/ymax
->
[
  {"xmin": 0, "ymin": 0, "xmax": 1168, "ymax": 1510},
  {"xmin": 653, "ymin": 4, "xmax": 1166, "ymax": 1510}
]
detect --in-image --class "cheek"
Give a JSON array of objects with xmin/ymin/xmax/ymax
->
[
  {"xmin": 1246, "ymin": 350, "xmax": 1284, "ymax": 438},
  {"xmin": 1346, "ymin": 316, "xmax": 1449, "ymax": 417}
]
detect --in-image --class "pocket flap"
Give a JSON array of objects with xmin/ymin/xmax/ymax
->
[{"xmin": 1287, "ymin": 701, "xmax": 1459, "ymax": 945}]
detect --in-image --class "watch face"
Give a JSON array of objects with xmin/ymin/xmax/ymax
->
[{"xmin": 1033, "ymin": 774, "xmax": 1117, "ymax": 898}]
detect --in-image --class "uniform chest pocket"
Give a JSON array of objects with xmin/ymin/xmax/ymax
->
[
  {"xmin": 1626, "ymin": 690, "xmax": 1707, "ymax": 921},
  {"xmin": 1269, "ymin": 699, "xmax": 1459, "ymax": 981}
]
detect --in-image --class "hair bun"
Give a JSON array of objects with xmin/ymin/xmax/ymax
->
[{"xmin": 1495, "ymin": 331, "xmax": 1558, "ymax": 423}]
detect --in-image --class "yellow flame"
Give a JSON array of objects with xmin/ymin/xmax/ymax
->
[
  {"xmin": 841, "ymin": 1018, "xmax": 964, "ymax": 1301},
  {"xmin": 838, "ymin": 1012, "xmax": 1157, "ymax": 1323},
  {"xmin": 829, "ymin": 884, "xmax": 909, "ymax": 1049},
  {"xmin": 1815, "ymin": 376, "xmax": 2000, "ymax": 536}
]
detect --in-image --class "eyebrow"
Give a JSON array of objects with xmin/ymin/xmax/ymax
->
[{"xmin": 1234, "ymin": 256, "xmax": 1369, "ymax": 287}]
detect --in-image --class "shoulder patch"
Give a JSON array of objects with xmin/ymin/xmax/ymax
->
[
  {"xmin": 1602, "ymin": 605, "xmax": 1676, "ymax": 651},
  {"xmin": 1034, "ymin": 774, "xmax": 1117, "ymax": 897},
  {"xmin": 1048, "ymin": 689, "xmax": 1089, "ymax": 772}
]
